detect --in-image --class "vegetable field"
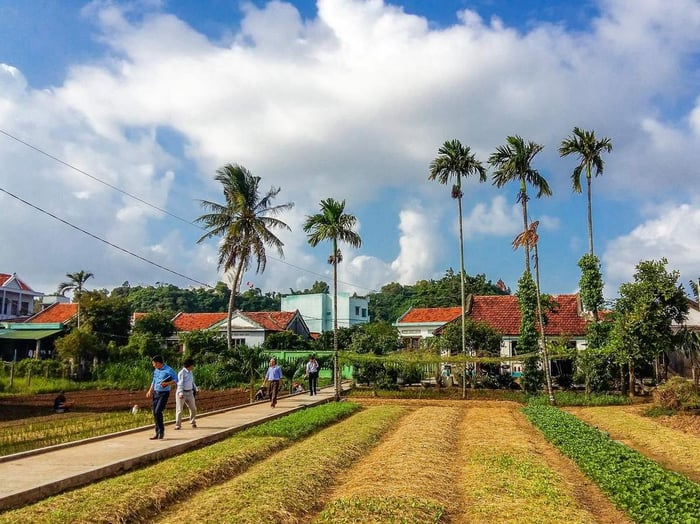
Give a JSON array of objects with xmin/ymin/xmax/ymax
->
[{"xmin": 2, "ymin": 399, "xmax": 699, "ymax": 523}]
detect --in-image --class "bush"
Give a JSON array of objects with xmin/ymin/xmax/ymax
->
[{"xmin": 653, "ymin": 377, "xmax": 699, "ymax": 410}]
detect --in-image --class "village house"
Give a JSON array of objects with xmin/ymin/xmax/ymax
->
[{"xmin": 395, "ymin": 294, "xmax": 588, "ymax": 377}]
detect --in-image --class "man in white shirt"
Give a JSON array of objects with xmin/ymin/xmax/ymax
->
[{"xmin": 174, "ymin": 358, "xmax": 198, "ymax": 429}]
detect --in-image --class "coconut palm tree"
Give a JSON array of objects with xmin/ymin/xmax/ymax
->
[
  {"xmin": 429, "ymin": 139, "xmax": 487, "ymax": 398},
  {"xmin": 303, "ymin": 198, "xmax": 362, "ymax": 400},
  {"xmin": 196, "ymin": 164, "xmax": 293, "ymax": 351},
  {"xmin": 489, "ymin": 136, "xmax": 550, "ymax": 273},
  {"xmin": 512, "ymin": 221, "xmax": 556, "ymax": 404},
  {"xmin": 57, "ymin": 270, "xmax": 94, "ymax": 328},
  {"xmin": 559, "ymin": 127, "xmax": 613, "ymax": 255}
]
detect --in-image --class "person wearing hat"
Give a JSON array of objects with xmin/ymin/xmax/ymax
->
[
  {"xmin": 264, "ymin": 358, "xmax": 283, "ymax": 407},
  {"xmin": 146, "ymin": 355, "xmax": 177, "ymax": 440}
]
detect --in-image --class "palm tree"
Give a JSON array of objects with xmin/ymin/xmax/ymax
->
[
  {"xmin": 559, "ymin": 127, "xmax": 613, "ymax": 255},
  {"xmin": 57, "ymin": 270, "xmax": 94, "ymax": 328},
  {"xmin": 196, "ymin": 164, "xmax": 294, "ymax": 351},
  {"xmin": 489, "ymin": 136, "xmax": 550, "ymax": 273},
  {"xmin": 303, "ymin": 198, "xmax": 362, "ymax": 400},
  {"xmin": 512, "ymin": 221, "xmax": 556, "ymax": 405},
  {"xmin": 429, "ymin": 139, "xmax": 487, "ymax": 398}
]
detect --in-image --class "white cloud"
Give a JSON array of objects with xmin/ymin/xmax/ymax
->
[{"xmin": 3, "ymin": 0, "xmax": 700, "ymax": 296}]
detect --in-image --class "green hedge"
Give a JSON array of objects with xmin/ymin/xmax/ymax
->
[{"xmin": 523, "ymin": 405, "xmax": 700, "ymax": 524}]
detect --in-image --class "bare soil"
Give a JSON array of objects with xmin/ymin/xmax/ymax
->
[{"xmin": 0, "ymin": 388, "xmax": 251, "ymax": 422}]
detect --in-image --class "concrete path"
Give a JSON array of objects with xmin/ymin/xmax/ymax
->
[{"xmin": 0, "ymin": 384, "xmax": 349, "ymax": 511}]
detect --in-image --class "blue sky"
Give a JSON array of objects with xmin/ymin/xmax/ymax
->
[{"xmin": 2, "ymin": 0, "xmax": 700, "ymax": 303}]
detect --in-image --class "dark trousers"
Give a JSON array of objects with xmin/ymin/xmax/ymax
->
[
  {"xmin": 268, "ymin": 380, "xmax": 280, "ymax": 406},
  {"xmin": 152, "ymin": 390, "xmax": 170, "ymax": 436},
  {"xmin": 308, "ymin": 372, "xmax": 319, "ymax": 395}
]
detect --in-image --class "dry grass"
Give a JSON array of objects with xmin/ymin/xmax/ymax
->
[
  {"xmin": 456, "ymin": 401, "xmax": 630, "ymax": 524},
  {"xmin": 566, "ymin": 405, "xmax": 700, "ymax": 483},
  {"xmin": 153, "ymin": 405, "xmax": 408, "ymax": 523},
  {"xmin": 315, "ymin": 405, "xmax": 462, "ymax": 523}
]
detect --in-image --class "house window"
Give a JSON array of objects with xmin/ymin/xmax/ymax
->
[
  {"xmin": 355, "ymin": 306, "xmax": 360, "ymax": 315},
  {"xmin": 10, "ymin": 300, "xmax": 18, "ymax": 316},
  {"xmin": 20, "ymin": 302, "xmax": 29, "ymax": 315},
  {"xmin": 231, "ymin": 338, "xmax": 245, "ymax": 347},
  {"xmin": 361, "ymin": 308, "xmax": 367, "ymax": 318}
]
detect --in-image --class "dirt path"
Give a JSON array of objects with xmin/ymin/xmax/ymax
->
[{"xmin": 566, "ymin": 405, "xmax": 700, "ymax": 483}]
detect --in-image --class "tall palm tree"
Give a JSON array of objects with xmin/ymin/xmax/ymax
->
[
  {"xmin": 57, "ymin": 270, "xmax": 94, "ymax": 328},
  {"xmin": 196, "ymin": 164, "xmax": 293, "ymax": 351},
  {"xmin": 489, "ymin": 136, "xmax": 550, "ymax": 273},
  {"xmin": 303, "ymin": 198, "xmax": 362, "ymax": 400},
  {"xmin": 429, "ymin": 139, "xmax": 487, "ymax": 398},
  {"xmin": 512, "ymin": 221, "xmax": 555, "ymax": 405},
  {"xmin": 559, "ymin": 127, "xmax": 613, "ymax": 255}
]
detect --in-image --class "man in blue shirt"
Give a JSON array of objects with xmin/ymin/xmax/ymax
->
[
  {"xmin": 146, "ymin": 355, "xmax": 178, "ymax": 440},
  {"xmin": 265, "ymin": 357, "xmax": 283, "ymax": 407}
]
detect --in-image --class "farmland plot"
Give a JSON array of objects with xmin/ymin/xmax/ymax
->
[{"xmin": 565, "ymin": 406, "xmax": 700, "ymax": 483}]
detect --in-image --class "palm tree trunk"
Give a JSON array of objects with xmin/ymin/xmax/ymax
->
[
  {"xmin": 457, "ymin": 193, "xmax": 467, "ymax": 398},
  {"xmin": 587, "ymin": 173, "xmax": 594, "ymax": 255},
  {"xmin": 333, "ymin": 239, "xmax": 340, "ymax": 401},
  {"xmin": 534, "ymin": 245, "xmax": 556, "ymax": 405},
  {"xmin": 521, "ymin": 184, "xmax": 530, "ymax": 273},
  {"xmin": 227, "ymin": 263, "xmax": 244, "ymax": 352}
]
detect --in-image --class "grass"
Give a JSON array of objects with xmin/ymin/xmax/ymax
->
[
  {"xmin": 154, "ymin": 404, "xmax": 408, "ymax": 523},
  {"xmin": 0, "ymin": 411, "xmax": 156, "ymax": 456},
  {"xmin": 0, "ymin": 402, "xmax": 363, "ymax": 524}
]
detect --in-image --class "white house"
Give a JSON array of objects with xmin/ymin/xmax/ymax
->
[
  {"xmin": 281, "ymin": 292, "xmax": 369, "ymax": 334},
  {"xmin": 0, "ymin": 273, "xmax": 43, "ymax": 321}
]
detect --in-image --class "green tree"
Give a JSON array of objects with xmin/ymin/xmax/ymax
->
[
  {"xmin": 610, "ymin": 259, "xmax": 688, "ymax": 397},
  {"xmin": 304, "ymin": 198, "xmax": 362, "ymax": 400},
  {"xmin": 347, "ymin": 322, "xmax": 401, "ymax": 355},
  {"xmin": 513, "ymin": 222, "xmax": 555, "ymax": 403},
  {"xmin": 57, "ymin": 270, "xmax": 94, "ymax": 327},
  {"xmin": 429, "ymin": 139, "xmax": 487, "ymax": 399},
  {"xmin": 262, "ymin": 330, "xmax": 309, "ymax": 351},
  {"xmin": 489, "ymin": 136, "xmax": 550, "ymax": 273},
  {"xmin": 578, "ymin": 253, "xmax": 605, "ymax": 321},
  {"xmin": 54, "ymin": 328, "xmax": 107, "ymax": 379},
  {"xmin": 196, "ymin": 164, "xmax": 293, "ymax": 351},
  {"xmin": 132, "ymin": 311, "xmax": 175, "ymax": 338},
  {"xmin": 559, "ymin": 127, "xmax": 613, "ymax": 255},
  {"xmin": 79, "ymin": 290, "xmax": 132, "ymax": 348},
  {"xmin": 179, "ymin": 329, "xmax": 227, "ymax": 362}
]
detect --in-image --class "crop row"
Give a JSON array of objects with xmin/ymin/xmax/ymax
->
[{"xmin": 523, "ymin": 404, "xmax": 700, "ymax": 524}]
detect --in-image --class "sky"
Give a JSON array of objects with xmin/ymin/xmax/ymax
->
[{"xmin": 2, "ymin": 0, "xmax": 700, "ymax": 305}]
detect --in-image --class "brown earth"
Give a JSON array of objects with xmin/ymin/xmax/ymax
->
[{"xmin": 0, "ymin": 388, "xmax": 251, "ymax": 422}]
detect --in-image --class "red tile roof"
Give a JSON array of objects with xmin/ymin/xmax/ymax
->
[
  {"xmin": 244, "ymin": 311, "xmax": 296, "ymax": 331},
  {"xmin": 397, "ymin": 307, "xmax": 463, "ymax": 324},
  {"xmin": 0, "ymin": 273, "xmax": 37, "ymax": 292},
  {"xmin": 26, "ymin": 303, "xmax": 78, "ymax": 323},
  {"xmin": 172, "ymin": 312, "xmax": 227, "ymax": 331},
  {"xmin": 467, "ymin": 294, "xmax": 585, "ymax": 336}
]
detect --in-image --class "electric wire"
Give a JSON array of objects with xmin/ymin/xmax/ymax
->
[
  {"xmin": 0, "ymin": 186, "xmax": 212, "ymax": 288},
  {"xmin": 0, "ymin": 128, "xmax": 375, "ymax": 292}
]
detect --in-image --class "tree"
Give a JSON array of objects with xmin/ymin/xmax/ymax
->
[
  {"xmin": 609, "ymin": 259, "xmax": 688, "ymax": 397},
  {"xmin": 57, "ymin": 270, "xmax": 94, "ymax": 328},
  {"xmin": 429, "ymin": 139, "xmax": 487, "ymax": 399},
  {"xmin": 303, "ymin": 198, "xmax": 362, "ymax": 400},
  {"xmin": 132, "ymin": 311, "xmax": 175, "ymax": 338},
  {"xmin": 513, "ymin": 221, "xmax": 555, "ymax": 404},
  {"xmin": 79, "ymin": 290, "xmax": 132, "ymax": 348},
  {"xmin": 262, "ymin": 330, "xmax": 310, "ymax": 351},
  {"xmin": 196, "ymin": 164, "xmax": 293, "ymax": 351},
  {"xmin": 489, "ymin": 136, "xmax": 550, "ymax": 273},
  {"xmin": 578, "ymin": 253, "xmax": 605, "ymax": 321},
  {"xmin": 559, "ymin": 127, "xmax": 613, "ymax": 255}
]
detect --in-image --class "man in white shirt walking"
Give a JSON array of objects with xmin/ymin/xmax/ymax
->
[{"xmin": 175, "ymin": 358, "xmax": 198, "ymax": 430}]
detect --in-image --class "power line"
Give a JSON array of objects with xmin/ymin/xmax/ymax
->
[
  {"xmin": 0, "ymin": 128, "xmax": 376, "ymax": 292},
  {"xmin": 0, "ymin": 186, "xmax": 212, "ymax": 288}
]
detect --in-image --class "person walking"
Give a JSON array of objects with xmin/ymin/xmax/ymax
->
[
  {"xmin": 305, "ymin": 354, "xmax": 320, "ymax": 396},
  {"xmin": 146, "ymin": 355, "xmax": 177, "ymax": 440},
  {"xmin": 265, "ymin": 357, "xmax": 283, "ymax": 407},
  {"xmin": 174, "ymin": 358, "xmax": 198, "ymax": 430}
]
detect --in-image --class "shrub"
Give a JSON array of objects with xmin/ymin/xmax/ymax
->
[{"xmin": 653, "ymin": 377, "xmax": 699, "ymax": 410}]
